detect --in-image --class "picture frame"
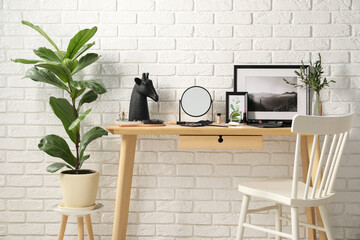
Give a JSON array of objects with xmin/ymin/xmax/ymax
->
[
  {"xmin": 234, "ymin": 65, "xmax": 309, "ymax": 121},
  {"xmin": 226, "ymin": 92, "xmax": 248, "ymax": 123}
]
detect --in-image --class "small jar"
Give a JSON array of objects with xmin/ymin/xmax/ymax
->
[{"xmin": 216, "ymin": 113, "xmax": 222, "ymax": 124}]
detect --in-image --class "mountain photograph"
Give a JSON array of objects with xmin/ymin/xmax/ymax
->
[
  {"xmin": 245, "ymin": 76, "xmax": 298, "ymax": 112},
  {"xmin": 248, "ymin": 92, "xmax": 297, "ymax": 112}
]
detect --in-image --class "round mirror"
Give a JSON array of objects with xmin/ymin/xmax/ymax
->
[{"xmin": 180, "ymin": 86, "xmax": 212, "ymax": 117}]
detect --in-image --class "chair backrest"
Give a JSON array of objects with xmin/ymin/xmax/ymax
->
[{"xmin": 290, "ymin": 114, "xmax": 354, "ymax": 200}]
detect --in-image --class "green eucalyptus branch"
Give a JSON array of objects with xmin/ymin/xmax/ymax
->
[{"xmin": 283, "ymin": 53, "xmax": 335, "ymax": 95}]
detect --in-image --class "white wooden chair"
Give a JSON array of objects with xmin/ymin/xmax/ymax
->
[{"xmin": 235, "ymin": 114, "xmax": 353, "ymax": 240}]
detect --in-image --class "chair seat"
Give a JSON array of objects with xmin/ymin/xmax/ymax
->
[{"xmin": 238, "ymin": 179, "xmax": 335, "ymax": 207}]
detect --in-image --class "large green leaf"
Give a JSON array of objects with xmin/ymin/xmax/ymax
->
[
  {"xmin": 79, "ymin": 155, "xmax": 90, "ymax": 168},
  {"xmin": 33, "ymin": 47, "xmax": 61, "ymax": 63},
  {"xmin": 78, "ymin": 90, "xmax": 98, "ymax": 109},
  {"xmin": 24, "ymin": 67, "xmax": 68, "ymax": 90},
  {"xmin": 65, "ymin": 27, "xmax": 97, "ymax": 59},
  {"xmin": 69, "ymin": 108, "xmax": 92, "ymax": 132},
  {"xmin": 12, "ymin": 59, "xmax": 43, "ymax": 64},
  {"xmin": 72, "ymin": 42, "xmax": 95, "ymax": 60},
  {"xmin": 38, "ymin": 134, "xmax": 77, "ymax": 167},
  {"xmin": 79, "ymin": 127, "xmax": 108, "ymax": 159},
  {"xmin": 55, "ymin": 51, "xmax": 66, "ymax": 60},
  {"xmin": 72, "ymin": 53, "xmax": 99, "ymax": 75},
  {"xmin": 22, "ymin": 21, "xmax": 63, "ymax": 57},
  {"xmin": 36, "ymin": 62, "xmax": 73, "ymax": 83},
  {"xmin": 70, "ymin": 87, "xmax": 85, "ymax": 99},
  {"xmin": 62, "ymin": 58, "xmax": 78, "ymax": 72},
  {"xmin": 71, "ymin": 80, "xmax": 106, "ymax": 94},
  {"xmin": 46, "ymin": 162, "xmax": 74, "ymax": 173},
  {"xmin": 49, "ymin": 97, "xmax": 77, "ymax": 143}
]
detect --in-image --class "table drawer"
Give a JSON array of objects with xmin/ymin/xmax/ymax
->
[{"xmin": 179, "ymin": 135, "xmax": 263, "ymax": 150}]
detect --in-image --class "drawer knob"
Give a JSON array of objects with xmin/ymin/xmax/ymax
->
[{"xmin": 218, "ymin": 135, "xmax": 223, "ymax": 143}]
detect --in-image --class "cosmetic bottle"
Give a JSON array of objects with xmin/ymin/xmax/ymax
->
[
  {"xmin": 242, "ymin": 110, "xmax": 247, "ymax": 124},
  {"xmin": 216, "ymin": 113, "xmax": 222, "ymax": 124}
]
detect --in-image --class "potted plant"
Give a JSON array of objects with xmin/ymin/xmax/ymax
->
[
  {"xmin": 12, "ymin": 21, "xmax": 108, "ymax": 208},
  {"xmin": 283, "ymin": 53, "xmax": 335, "ymax": 116}
]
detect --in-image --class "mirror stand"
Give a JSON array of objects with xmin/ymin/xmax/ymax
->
[{"xmin": 178, "ymin": 100, "xmax": 214, "ymax": 122}]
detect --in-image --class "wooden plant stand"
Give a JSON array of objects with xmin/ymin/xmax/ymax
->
[{"xmin": 52, "ymin": 203, "xmax": 103, "ymax": 240}]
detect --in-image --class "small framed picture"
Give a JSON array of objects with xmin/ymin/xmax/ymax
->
[
  {"xmin": 226, "ymin": 92, "xmax": 248, "ymax": 123},
  {"xmin": 234, "ymin": 65, "xmax": 310, "ymax": 121}
]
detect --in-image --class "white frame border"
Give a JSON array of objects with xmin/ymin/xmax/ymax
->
[{"xmin": 236, "ymin": 67, "xmax": 309, "ymax": 121}]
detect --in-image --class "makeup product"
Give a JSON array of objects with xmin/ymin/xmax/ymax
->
[{"xmin": 216, "ymin": 113, "xmax": 222, "ymax": 124}]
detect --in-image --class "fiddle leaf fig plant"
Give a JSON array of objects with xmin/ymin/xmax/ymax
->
[{"xmin": 12, "ymin": 21, "xmax": 108, "ymax": 173}]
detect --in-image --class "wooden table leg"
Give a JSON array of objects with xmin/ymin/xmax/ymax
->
[
  {"xmin": 305, "ymin": 135, "xmax": 327, "ymax": 240},
  {"xmin": 85, "ymin": 214, "xmax": 94, "ymax": 240},
  {"xmin": 112, "ymin": 135, "xmax": 137, "ymax": 240},
  {"xmin": 77, "ymin": 217, "xmax": 84, "ymax": 240},
  {"xmin": 301, "ymin": 136, "xmax": 318, "ymax": 240},
  {"xmin": 301, "ymin": 135, "xmax": 327, "ymax": 240},
  {"xmin": 316, "ymin": 206, "xmax": 327, "ymax": 239},
  {"xmin": 57, "ymin": 215, "xmax": 68, "ymax": 240}
]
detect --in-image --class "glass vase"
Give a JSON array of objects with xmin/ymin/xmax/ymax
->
[{"xmin": 312, "ymin": 92, "xmax": 322, "ymax": 116}]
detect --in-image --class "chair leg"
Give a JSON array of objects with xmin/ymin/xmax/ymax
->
[
  {"xmin": 275, "ymin": 204, "xmax": 282, "ymax": 240},
  {"xmin": 85, "ymin": 214, "xmax": 94, "ymax": 240},
  {"xmin": 319, "ymin": 205, "xmax": 334, "ymax": 240},
  {"xmin": 236, "ymin": 195, "xmax": 250, "ymax": 240},
  {"xmin": 291, "ymin": 207, "xmax": 299, "ymax": 240},
  {"xmin": 57, "ymin": 215, "xmax": 68, "ymax": 240}
]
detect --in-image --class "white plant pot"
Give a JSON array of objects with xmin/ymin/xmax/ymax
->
[{"xmin": 60, "ymin": 169, "xmax": 99, "ymax": 208}]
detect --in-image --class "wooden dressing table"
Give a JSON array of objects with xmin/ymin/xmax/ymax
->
[{"xmin": 106, "ymin": 124, "xmax": 326, "ymax": 240}]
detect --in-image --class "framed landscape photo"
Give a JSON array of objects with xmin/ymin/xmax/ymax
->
[
  {"xmin": 234, "ymin": 65, "xmax": 309, "ymax": 121},
  {"xmin": 226, "ymin": 92, "xmax": 248, "ymax": 123}
]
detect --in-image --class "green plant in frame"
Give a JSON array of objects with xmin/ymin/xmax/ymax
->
[
  {"xmin": 231, "ymin": 111, "xmax": 242, "ymax": 122},
  {"xmin": 230, "ymin": 96, "xmax": 242, "ymax": 122},
  {"xmin": 12, "ymin": 21, "xmax": 108, "ymax": 173}
]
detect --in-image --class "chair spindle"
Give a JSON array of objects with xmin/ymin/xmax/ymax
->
[
  {"xmin": 327, "ymin": 132, "xmax": 348, "ymax": 194},
  {"xmin": 317, "ymin": 134, "xmax": 338, "ymax": 198},
  {"xmin": 311, "ymin": 134, "xmax": 329, "ymax": 199},
  {"xmin": 323, "ymin": 133, "xmax": 344, "ymax": 196},
  {"xmin": 303, "ymin": 134, "xmax": 318, "ymax": 199}
]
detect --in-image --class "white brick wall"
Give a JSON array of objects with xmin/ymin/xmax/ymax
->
[{"xmin": 1, "ymin": 0, "xmax": 360, "ymax": 239}]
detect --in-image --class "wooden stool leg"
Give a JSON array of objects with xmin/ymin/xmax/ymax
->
[
  {"xmin": 77, "ymin": 217, "xmax": 84, "ymax": 240},
  {"xmin": 85, "ymin": 214, "xmax": 94, "ymax": 240},
  {"xmin": 58, "ymin": 215, "xmax": 68, "ymax": 240}
]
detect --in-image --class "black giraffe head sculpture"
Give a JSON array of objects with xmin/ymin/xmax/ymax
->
[{"xmin": 128, "ymin": 73, "xmax": 159, "ymax": 121}]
